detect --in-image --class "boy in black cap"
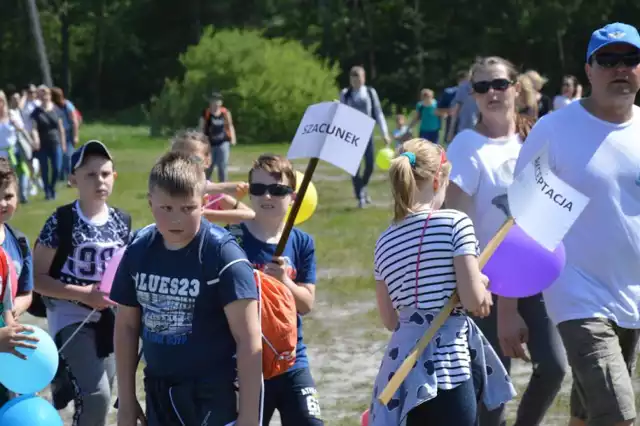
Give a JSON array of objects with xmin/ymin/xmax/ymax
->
[{"xmin": 32, "ymin": 140, "xmax": 132, "ymax": 426}]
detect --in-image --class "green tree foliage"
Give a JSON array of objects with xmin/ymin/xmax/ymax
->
[{"xmin": 149, "ymin": 27, "xmax": 339, "ymax": 143}]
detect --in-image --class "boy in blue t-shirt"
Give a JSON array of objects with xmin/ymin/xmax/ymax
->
[
  {"xmin": 231, "ymin": 154, "xmax": 322, "ymax": 426},
  {"xmin": 0, "ymin": 158, "xmax": 34, "ymax": 318},
  {"xmin": 111, "ymin": 151, "xmax": 262, "ymax": 426}
]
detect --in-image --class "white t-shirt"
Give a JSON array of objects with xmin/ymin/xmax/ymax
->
[
  {"xmin": 22, "ymin": 99, "xmax": 40, "ymax": 133},
  {"xmin": 553, "ymin": 95, "xmax": 578, "ymax": 110},
  {"xmin": 0, "ymin": 111, "xmax": 24, "ymax": 157},
  {"xmin": 515, "ymin": 101, "xmax": 640, "ymax": 328},
  {"xmin": 446, "ymin": 129, "xmax": 522, "ymax": 249}
]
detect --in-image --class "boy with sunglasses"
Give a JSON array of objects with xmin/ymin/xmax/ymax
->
[{"xmin": 229, "ymin": 154, "xmax": 323, "ymax": 426}]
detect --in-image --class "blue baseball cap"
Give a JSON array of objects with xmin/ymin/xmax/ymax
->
[
  {"xmin": 71, "ymin": 140, "xmax": 113, "ymax": 173},
  {"xmin": 586, "ymin": 23, "xmax": 640, "ymax": 62}
]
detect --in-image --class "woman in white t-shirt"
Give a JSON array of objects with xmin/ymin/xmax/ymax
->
[
  {"xmin": 445, "ymin": 56, "xmax": 568, "ymax": 426},
  {"xmin": 368, "ymin": 139, "xmax": 514, "ymax": 426},
  {"xmin": 553, "ymin": 75, "xmax": 582, "ymax": 110}
]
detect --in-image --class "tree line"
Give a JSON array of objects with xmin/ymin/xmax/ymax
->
[{"xmin": 2, "ymin": 0, "xmax": 639, "ymax": 119}]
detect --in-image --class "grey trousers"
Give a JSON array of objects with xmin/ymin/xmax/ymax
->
[
  {"xmin": 58, "ymin": 324, "xmax": 116, "ymax": 426},
  {"xmin": 473, "ymin": 293, "xmax": 568, "ymax": 426},
  {"xmin": 206, "ymin": 141, "xmax": 231, "ymax": 182}
]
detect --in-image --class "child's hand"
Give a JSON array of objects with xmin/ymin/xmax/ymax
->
[
  {"xmin": 0, "ymin": 323, "xmax": 39, "ymax": 359},
  {"xmin": 235, "ymin": 182, "xmax": 249, "ymax": 199},
  {"xmin": 81, "ymin": 285, "xmax": 116, "ymax": 311},
  {"xmin": 264, "ymin": 257, "xmax": 291, "ymax": 284},
  {"xmin": 470, "ymin": 290, "xmax": 492, "ymax": 318},
  {"xmin": 117, "ymin": 399, "xmax": 147, "ymax": 426}
]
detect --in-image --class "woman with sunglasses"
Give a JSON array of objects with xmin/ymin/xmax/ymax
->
[{"xmin": 445, "ymin": 56, "xmax": 568, "ymax": 426}]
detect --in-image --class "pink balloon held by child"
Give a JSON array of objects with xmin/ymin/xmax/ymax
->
[
  {"xmin": 99, "ymin": 247, "xmax": 126, "ymax": 297},
  {"xmin": 360, "ymin": 409, "xmax": 369, "ymax": 426}
]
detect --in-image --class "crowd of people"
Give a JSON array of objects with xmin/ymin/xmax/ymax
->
[
  {"xmin": 0, "ymin": 19, "xmax": 638, "ymax": 426},
  {"xmin": 0, "ymin": 84, "xmax": 81, "ymax": 204}
]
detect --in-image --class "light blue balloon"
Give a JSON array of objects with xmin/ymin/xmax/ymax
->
[
  {"xmin": 0, "ymin": 394, "xmax": 62, "ymax": 426},
  {"xmin": 0, "ymin": 325, "xmax": 59, "ymax": 394}
]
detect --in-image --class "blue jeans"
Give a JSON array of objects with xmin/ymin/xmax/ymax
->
[
  {"xmin": 206, "ymin": 142, "xmax": 230, "ymax": 182},
  {"xmin": 60, "ymin": 131, "xmax": 75, "ymax": 181},
  {"xmin": 36, "ymin": 145, "xmax": 63, "ymax": 200},
  {"xmin": 407, "ymin": 378, "xmax": 478, "ymax": 426},
  {"xmin": 351, "ymin": 138, "xmax": 374, "ymax": 200}
]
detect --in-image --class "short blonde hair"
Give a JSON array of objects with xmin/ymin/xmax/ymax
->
[
  {"xmin": 389, "ymin": 139, "xmax": 451, "ymax": 222},
  {"xmin": 524, "ymin": 70, "xmax": 547, "ymax": 92},
  {"xmin": 170, "ymin": 129, "xmax": 211, "ymax": 161},
  {"xmin": 249, "ymin": 154, "xmax": 297, "ymax": 189},
  {"xmin": 148, "ymin": 151, "xmax": 205, "ymax": 197},
  {"xmin": 421, "ymin": 88, "xmax": 434, "ymax": 98}
]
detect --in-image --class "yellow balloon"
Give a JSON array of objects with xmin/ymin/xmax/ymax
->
[
  {"xmin": 286, "ymin": 171, "xmax": 318, "ymax": 225},
  {"xmin": 376, "ymin": 147, "xmax": 395, "ymax": 170}
]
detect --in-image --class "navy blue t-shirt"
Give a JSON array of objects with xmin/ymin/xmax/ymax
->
[
  {"xmin": 438, "ymin": 85, "xmax": 458, "ymax": 137},
  {"xmin": 234, "ymin": 224, "xmax": 316, "ymax": 371},
  {"xmin": 110, "ymin": 220, "xmax": 258, "ymax": 383},
  {"xmin": 2, "ymin": 225, "xmax": 33, "ymax": 293}
]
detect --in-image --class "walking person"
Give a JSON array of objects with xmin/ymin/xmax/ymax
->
[
  {"xmin": 30, "ymin": 86, "xmax": 66, "ymax": 201},
  {"xmin": 446, "ymin": 56, "xmax": 568, "ymax": 426},
  {"xmin": 516, "ymin": 22, "xmax": 640, "ymax": 426},
  {"xmin": 340, "ymin": 66, "xmax": 391, "ymax": 208},
  {"xmin": 446, "ymin": 67, "xmax": 480, "ymax": 143},
  {"xmin": 51, "ymin": 87, "xmax": 79, "ymax": 182},
  {"xmin": 199, "ymin": 91, "xmax": 236, "ymax": 183}
]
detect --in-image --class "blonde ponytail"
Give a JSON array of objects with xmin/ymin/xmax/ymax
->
[
  {"xmin": 388, "ymin": 139, "xmax": 451, "ymax": 223},
  {"xmin": 389, "ymin": 154, "xmax": 417, "ymax": 222}
]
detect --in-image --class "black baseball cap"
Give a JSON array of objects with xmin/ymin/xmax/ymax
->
[{"xmin": 71, "ymin": 140, "xmax": 113, "ymax": 173}]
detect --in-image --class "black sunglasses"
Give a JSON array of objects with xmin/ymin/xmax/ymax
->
[
  {"xmin": 593, "ymin": 52, "xmax": 640, "ymax": 68},
  {"xmin": 249, "ymin": 183, "xmax": 294, "ymax": 197},
  {"xmin": 472, "ymin": 78, "xmax": 513, "ymax": 94}
]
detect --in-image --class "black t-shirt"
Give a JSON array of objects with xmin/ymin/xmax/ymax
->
[
  {"xmin": 202, "ymin": 108, "xmax": 229, "ymax": 145},
  {"xmin": 31, "ymin": 107, "xmax": 62, "ymax": 149}
]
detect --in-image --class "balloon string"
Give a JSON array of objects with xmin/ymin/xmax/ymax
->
[{"xmin": 57, "ymin": 308, "xmax": 97, "ymax": 354}]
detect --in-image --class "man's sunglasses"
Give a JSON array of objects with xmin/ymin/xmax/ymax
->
[
  {"xmin": 472, "ymin": 78, "xmax": 513, "ymax": 94},
  {"xmin": 249, "ymin": 183, "xmax": 294, "ymax": 197},
  {"xmin": 593, "ymin": 52, "xmax": 640, "ymax": 68}
]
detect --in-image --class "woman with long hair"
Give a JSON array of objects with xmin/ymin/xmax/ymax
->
[
  {"xmin": 368, "ymin": 139, "xmax": 514, "ymax": 425},
  {"xmin": 445, "ymin": 56, "xmax": 568, "ymax": 426},
  {"xmin": 0, "ymin": 91, "xmax": 32, "ymax": 203},
  {"xmin": 30, "ymin": 86, "xmax": 66, "ymax": 200}
]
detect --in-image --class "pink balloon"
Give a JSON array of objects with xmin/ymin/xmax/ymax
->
[
  {"xmin": 361, "ymin": 409, "xmax": 369, "ymax": 426},
  {"xmin": 7, "ymin": 254, "xmax": 18, "ymax": 301},
  {"xmin": 99, "ymin": 247, "xmax": 126, "ymax": 296}
]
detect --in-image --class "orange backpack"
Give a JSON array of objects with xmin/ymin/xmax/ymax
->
[
  {"xmin": 254, "ymin": 269, "xmax": 298, "ymax": 379},
  {"xmin": 227, "ymin": 225, "xmax": 298, "ymax": 380}
]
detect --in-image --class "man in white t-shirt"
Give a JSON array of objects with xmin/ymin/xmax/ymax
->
[{"xmin": 515, "ymin": 22, "xmax": 640, "ymax": 426}]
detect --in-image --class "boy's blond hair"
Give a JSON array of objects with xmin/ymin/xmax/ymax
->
[
  {"xmin": 249, "ymin": 154, "xmax": 297, "ymax": 189},
  {"xmin": 149, "ymin": 151, "xmax": 205, "ymax": 197}
]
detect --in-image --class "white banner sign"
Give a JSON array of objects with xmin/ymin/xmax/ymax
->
[
  {"xmin": 287, "ymin": 102, "xmax": 376, "ymax": 176},
  {"xmin": 508, "ymin": 143, "xmax": 590, "ymax": 251}
]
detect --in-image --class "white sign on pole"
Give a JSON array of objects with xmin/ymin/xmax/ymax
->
[
  {"xmin": 287, "ymin": 102, "xmax": 376, "ymax": 176},
  {"xmin": 508, "ymin": 143, "xmax": 590, "ymax": 251}
]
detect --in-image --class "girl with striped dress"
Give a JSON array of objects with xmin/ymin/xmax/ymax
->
[{"xmin": 369, "ymin": 139, "xmax": 515, "ymax": 426}]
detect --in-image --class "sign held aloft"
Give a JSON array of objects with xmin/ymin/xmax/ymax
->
[
  {"xmin": 507, "ymin": 142, "xmax": 590, "ymax": 251},
  {"xmin": 287, "ymin": 102, "xmax": 376, "ymax": 176}
]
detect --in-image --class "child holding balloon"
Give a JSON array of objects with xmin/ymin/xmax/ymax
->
[
  {"xmin": 368, "ymin": 139, "xmax": 514, "ymax": 426},
  {"xmin": 170, "ymin": 129, "xmax": 255, "ymax": 224},
  {"xmin": 32, "ymin": 140, "xmax": 132, "ymax": 426},
  {"xmin": 228, "ymin": 154, "xmax": 323, "ymax": 426}
]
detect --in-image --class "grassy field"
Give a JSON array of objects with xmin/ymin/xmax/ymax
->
[{"xmin": 14, "ymin": 124, "xmax": 639, "ymax": 425}]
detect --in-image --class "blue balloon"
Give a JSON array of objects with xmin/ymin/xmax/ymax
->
[
  {"xmin": 0, "ymin": 394, "xmax": 62, "ymax": 426},
  {"xmin": 0, "ymin": 325, "xmax": 59, "ymax": 394}
]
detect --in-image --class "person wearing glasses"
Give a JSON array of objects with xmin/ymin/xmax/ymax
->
[
  {"xmin": 515, "ymin": 23, "xmax": 640, "ymax": 426},
  {"xmin": 445, "ymin": 57, "xmax": 568, "ymax": 426},
  {"xmin": 340, "ymin": 66, "xmax": 391, "ymax": 208}
]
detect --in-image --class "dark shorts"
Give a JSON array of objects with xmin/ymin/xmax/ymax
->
[
  {"xmin": 145, "ymin": 377, "xmax": 237, "ymax": 426},
  {"xmin": 557, "ymin": 318, "xmax": 640, "ymax": 426},
  {"xmin": 263, "ymin": 367, "xmax": 324, "ymax": 426},
  {"xmin": 406, "ymin": 378, "xmax": 478, "ymax": 426}
]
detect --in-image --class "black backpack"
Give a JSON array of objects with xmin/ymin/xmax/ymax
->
[
  {"xmin": 27, "ymin": 203, "xmax": 132, "ymax": 318},
  {"xmin": 342, "ymin": 85, "xmax": 376, "ymax": 118}
]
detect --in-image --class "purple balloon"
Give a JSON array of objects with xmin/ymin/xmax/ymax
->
[{"xmin": 482, "ymin": 223, "xmax": 566, "ymax": 298}]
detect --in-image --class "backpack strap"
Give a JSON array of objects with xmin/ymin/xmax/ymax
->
[
  {"xmin": 49, "ymin": 203, "xmax": 75, "ymax": 279},
  {"xmin": 5, "ymin": 225, "xmax": 29, "ymax": 260},
  {"xmin": 366, "ymin": 86, "xmax": 377, "ymax": 118}
]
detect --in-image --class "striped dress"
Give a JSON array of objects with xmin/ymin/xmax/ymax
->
[{"xmin": 370, "ymin": 209, "xmax": 515, "ymax": 425}]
